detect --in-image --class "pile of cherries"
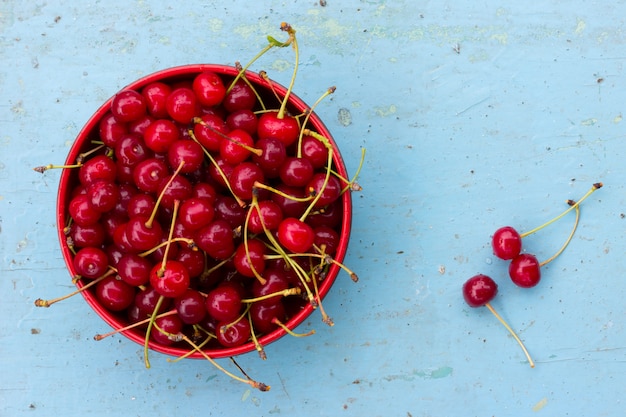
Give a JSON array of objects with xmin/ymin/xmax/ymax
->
[
  {"xmin": 35, "ymin": 23, "xmax": 360, "ymax": 390},
  {"xmin": 462, "ymin": 183, "xmax": 602, "ymax": 368}
]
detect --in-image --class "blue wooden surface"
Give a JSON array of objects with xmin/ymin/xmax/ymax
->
[{"xmin": 2, "ymin": 1, "xmax": 625, "ymax": 416}]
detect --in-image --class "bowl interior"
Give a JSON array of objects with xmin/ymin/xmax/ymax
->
[{"xmin": 57, "ymin": 64, "xmax": 352, "ymax": 359}]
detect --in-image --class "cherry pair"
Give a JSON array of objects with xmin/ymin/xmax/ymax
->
[{"xmin": 463, "ymin": 182, "xmax": 602, "ymax": 368}]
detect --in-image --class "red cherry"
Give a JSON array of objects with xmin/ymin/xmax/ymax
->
[
  {"xmin": 233, "ymin": 239, "xmax": 267, "ymax": 278},
  {"xmin": 277, "ymin": 218, "xmax": 315, "ymax": 253},
  {"xmin": 216, "ymin": 318, "xmax": 251, "ymax": 347},
  {"xmin": 141, "ymin": 82, "xmax": 172, "ymax": 118},
  {"xmin": 462, "ymin": 274, "xmax": 498, "ymax": 308},
  {"xmin": 509, "ymin": 253, "xmax": 541, "ymax": 288},
  {"xmin": 73, "ymin": 246, "xmax": 109, "ymax": 279},
  {"xmin": 250, "ymin": 302, "xmax": 285, "ymax": 334},
  {"xmin": 247, "ymin": 200, "xmax": 283, "ymax": 234},
  {"xmin": 174, "ymin": 289, "xmax": 207, "ymax": 324},
  {"xmin": 167, "ymin": 139, "xmax": 204, "ymax": 173},
  {"xmin": 257, "ymin": 112, "xmax": 299, "ymax": 147},
  {"xmin": 205, "ymin": 284, "xmax": 242, "ymax": 321},
  {"xmin": 223, "ymin": 80, "xmax": 256, "ymax": 113},
  {"xmin": 115, "ymin": 133, "xmax": 153, "ymax": 167},
  {"xmin": 193, "ymin": 113, "xmax": 229, "ymax": 152},
  {"xmin": 194, "ymin": 220, "xmax": 235, "ymax": 260},
  {"xmin": 226, "ymin": 109, "xmax": 258, "ymax": 135},
  {"xmin": 79, "ymin": 155, "xmax": 117, "ymax": 186},
  {"xmin": 117, "ymin": 253, "xmax": 152, "ymax": 286},
  {"xmin": 111, "ymin": 90, "xmax": 147, "ymax": 123},
  {"xmin": 492, "ymin": 226, "xmax": 522, "ymax": 260},
  {"xmin": 307, "ymin": 173, "xmax": 342, "ymax": 208},
  {"xmin": 143, "ymin": 119, "xmax": 180, "ymax": 153},
  {"xmin": 99, "ymin": 113, "xmax": 128, "ymax": 148},
  {"xmin": 166, "ymin": 87, "xmax": 199, "ymax": 124},
  {"xmin": 220, "ymin": 129, "xmax": 255, "ymax": 165},
  {"xmin": 149, "ymin": 260, "xmax": 191, "ymax": 298},
  {"xmin": 150, "ymin": 314, "xmax": 184, "ymax": 346},
  {"xmin": 179, "ymin": 197, "xmax": 215, "ymax": 231},
  {"xmin": 192, "ymin": 71, "xmax": 226, "ymax": 107},
  {"xmin": 95, "ymin": 276, "xmax": 135, "ymax": 312}
]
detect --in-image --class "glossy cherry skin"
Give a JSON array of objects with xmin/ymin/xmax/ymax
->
[
  {"xmin": 192, "ymin": 71, "xmax": 226, "ymax": 107},
  {"xmin": 150, "ymin": 314, "xmax": 184, "ymax": 346},
  {"xmin": 205, "ymin": 284, "xmax": 242, "ymax": 322},
  {"xmin": 250, "ymin": 301, "xmax": 285, "ymax": 334},
  {"xmin": 174, "ymin": 289, "xmax": 207, "ymax": 324},
  {"xmin": 111, "ymin": 90, "xmax": 147, "ymax": 123},
  {"xmin": 226, "ymin": 109, "xmax": 257, "ymax": 135},
  {"xmin": 79, "ymin": 154, "xmax": 117, "ymax": 186},
  {"xmin": 247, "ymin": 200, "xmax": 283, "ymax": 234},
  {"xmin": 307, "ymin": 173, "xmax": 342, "ymax": 208},
  {"xmin": 179, "ymin": 197, "xmax": 215, "ymax": 231},
  {"xmin": 95, "ymin": 276, "xmax": 135, "ymax": 312},
  {"xmin": 99, "ymin": 113, "xmax": 128, "ymax": 148},
  {"xmin": 257, "ymin": 111, "xmax": 300, "ymax": 147},
  {"xmin": 149, "ymin": 260, "xmax": 191, "ymax": 299},
  {"xmin": 115, "ymin": 133, "xmax": 153, "ymax": 167},
  {"xmin": 132, "ymin": 157, "xmax": 170, "ymax": 193},
  {"xmin": 167, "ymin": 139, "xmax": 204, "ymax": 174},
  {"xmin": 233, "ymin": 239, "xmax": 267, "ymax": 278},
  {"xmin": 194, "ymin": 220, "xmax": 235, "ymax": 260},
  {"xmin": 462, "ymin": 274, "xmax": 498, "ymax": 308},
  {"xmin": 251, "ymin": 268, "xmax": 290, "ymax": 306},
  {"xmin": 222, "ymin": 80, "xmax": 256, "ymax": 113},
  {"xmin": 73, "ymin": 246, "xmax": 109, "ymax": 279},
  {"xmin": 69, "ymin": 222, "xmax": 105, "ymax": 248},
  {"xmin": 509, "ymin": 253, "xmax": 541, "ymax": 288},
  {"xmin": 492, "ymin": 226, "xmax": 522, "ymax": 260},
  {"xmin": 141, "ymin": 82, "xmax": 172, "ymax": 118},
  {"xmin": 117, "ymin": 253, "xmax": 152, "ymax": 286},
  {"xmin": 166, "ymin": 87, "xmax": 199, "ymax": 124},
  {"xmin": 143, "ymin": 119, "xmax": 179, "ymax": 153},
  {"xmin": 277, "ymin": 218, "xmax": 315, "ymax": 253},
  {"xmin": 216, "ymin": 318, "xmax": 251, "ymax": 347},
  {"xmin": 301, "ymin": 135, "xmax": 329, "ymax": 169}
]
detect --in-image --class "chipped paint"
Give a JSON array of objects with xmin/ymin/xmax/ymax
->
[{"xmin": 532, "ymin": 397, "xmax": 548, "ymax": 412}]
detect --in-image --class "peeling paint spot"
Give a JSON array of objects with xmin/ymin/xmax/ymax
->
[
  {"xmin": 613, "ymin": 114, "xmax": 622, "ymax": 123},
  {"xmin": 338, "ymin": 108, "xmax": 352, "ymax": 126},
  {"xmin": 270, "ymin": 59, "xmax": 291, "ymax": 72},
  {"xmin": 575, "ymin": 18, "xmax": 586, "ymax": 35},
  {"xmin": 581, "ymin": 118, "xmax": 597, "ymax": 126},
  {"xmin": 374, "ymin": 104, "xmax": 397, "ymax": 117},
  {"xmin": 532, "ymin": 397, "xmax": 548, "ymax": 412}
]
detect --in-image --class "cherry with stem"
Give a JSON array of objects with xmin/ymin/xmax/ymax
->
[{"xmin": 463, "ymin": 274, "xmax": 535, "ymax": 368}]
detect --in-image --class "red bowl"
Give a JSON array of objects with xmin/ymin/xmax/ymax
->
[{"xmin": 57, "ymin": 64, "xmax": 352, "ymax": 359}]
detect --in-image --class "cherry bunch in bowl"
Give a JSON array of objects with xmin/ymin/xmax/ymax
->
[
  {"xmin": 34, "ymin": 23, "xmax": 363, "ymax": 391},
  {"xmin": 462, "ymin": 183, "xmax": 602, "ymax": 368}
]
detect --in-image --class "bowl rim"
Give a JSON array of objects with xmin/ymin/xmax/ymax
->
[{"xmin": 57, "ymin": 64, "xmax": 353, "ymax": 359}]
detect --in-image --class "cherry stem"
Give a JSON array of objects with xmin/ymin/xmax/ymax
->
[
  {"xmin": 272, "ymin": 318, "xmax": 316, "ymax": 337},
  {"xmin": 230, "ymin": 357, "xmax": 271, "ymax": 391},
  {"xmin": 93, "ymin": 309, "xmax": 178, "ymax": 341},
  {"xmin": 143, "ymin": 294, "xmax": 166, "ymax": 369},
  {"xmin": 277, "ymin": 22, "xmax": 298, "ymax": 120},
  {"xmin": 225, "ymin": 26, "xmax": 293, "ymax": 96},
  {"xmin": 540, "ymin": 203, "xmax": 580, "ymax": 267},
  {"xmin": 484, "ymin": 302, "xmax": 535, "ymax": 368},
  {"xmin": 189, "ymin": 128, "xmax": 246, "ymax": 207},
  {"xmin": 241, "ymin": 287, "xmax": 301, "ymax": 304},
  {"xmin": 34, "ymin": 268, "xmax": 115, "ymax": 307},
  {"xmin": 158, "ymin": 199, "xmax": 181, "ymax": 275},
  {"xmin": 138, "ymin": 237, "xmax": 195, "ymax": 258},
  {"xmin": 252, "ymin": 181, "xmax": 313, "ymax": 203},
  {"xmin": 182, "ymin": 335, "xmax": 270, "ymax": 391},
  {"xmin": 247, "ymin": 310, "xmax": 267, "ymax": 360},
  {"xmin": 33, "ymin": 162, "xmax": 83, "ymax": 173},
  {"xmin": 520, "ymin": 182, "xmax": 602, "ymax": 238},
  {"xmin": 146, "ymin": 161, "xmax": 185, "ymax": 229},
  {"xmin": 299, "ymin": 130, "xmax": 334, "ymax": 222},
  {"xmin": 166, "ymin": 332, "xmax": 213, "ymax": 363},
  {"xmin": 296, "ymin": 86, "xmax": 336, "ymax": 158},
  {"xmin": 192, "ymin": 117, "xmax": 262, "ymax": 156},
  {"xmin": 242, "ymin": 195, "xmax": 267, "ymax": 285}
]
